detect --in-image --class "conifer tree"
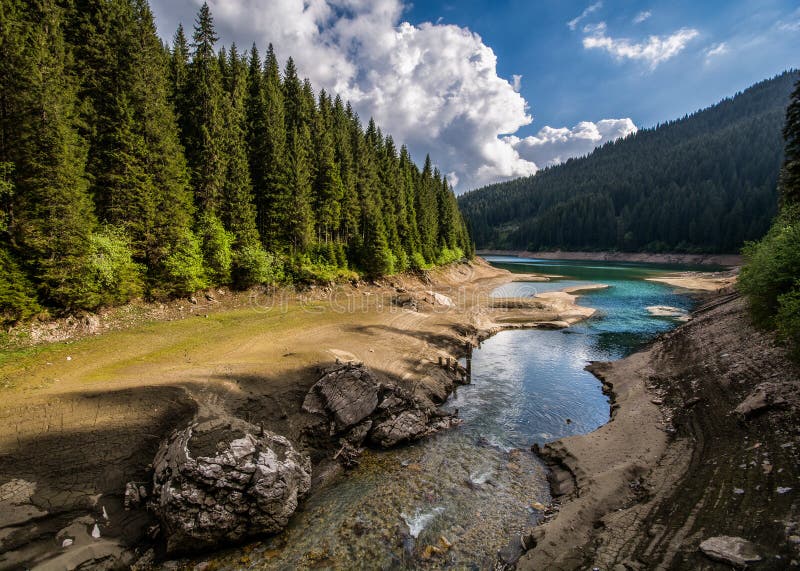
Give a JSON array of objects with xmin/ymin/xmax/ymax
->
[
  {"xmin": 781, "ymin": 78, "xmax": 800, "ymax": 206},
  {"xmin": 286, "ymin": 125, "xmax": 315, "ymax": 252},
  {"xmin": 3, "ymin": 0, "xmax": 99, "ymax": 309},
  {"xmin": 184, "ymin": 2, "xmax": 226, "ymax": 212}
]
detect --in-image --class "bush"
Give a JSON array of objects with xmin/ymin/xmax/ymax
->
[
  {"xmin": 197, "ymin": 213, "xmax": 234, "ymax": 285},
  {"xmin": 776, "ymin": 285, "xmax": 800, "ymax": 359},
  {"xmin": 84, "ymin": 226, "xmax": 143, "ymax": 307},
  {"xmin": 739, "ymin": 204, "xmax": 800, "ymax": 356},
  {"xmin": 0, "ymin": 247, "xmax": 40, "ymax": 324},
  {"xmin": 435, "ymin": 246, "xmax": 465, "ymax": 266},
  {"xmin": 232, "ymin": 244, "xmax": 283, "ymax": 287},
  {"xmin": 161, "ymin": 228, "xmax": 208, "ymax": 296},
  {"xmin": 739, "ymin": 205, "xmax": 800, "ymax": 326},
  {"xmin": 410, "ymin": 251, "xmax": 431, "ymax": 270}
]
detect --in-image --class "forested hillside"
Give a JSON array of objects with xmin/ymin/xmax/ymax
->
[
  {"xmin": 459, "ymin": 70, "xmax": 798, "ymax": 253},
  {"xmin": 0, "ymin": 0, "xmax": 471, "ymax": 323}
]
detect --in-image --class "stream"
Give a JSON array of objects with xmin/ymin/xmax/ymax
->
[{"xmin": 213, "ymin": 257, "xmax": 706, "ymax": 570}]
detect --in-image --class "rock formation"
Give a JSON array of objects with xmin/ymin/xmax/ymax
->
[
  {"xmin": 149, "ymin": 417, "xmax": 311, "ymax": 554},
  {"xmin": 302, "ymin": 363, "xmax": 461, "ymax": 461}
]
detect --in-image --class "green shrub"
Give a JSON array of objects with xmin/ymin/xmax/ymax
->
[
  {"xmin": 232, "ymin": 244, "xmax": 283, "ymax": 286},
  {"xmin": 84, "ymin": 226, "xmax": 143, "ymax": 307},
  {"xmin": 161, "ymin": 228, "xmax": 208, "ymax": 296},
  {"xmin": 197, "ymin": 213, "xmax": 234, "ymax": 285},
  {"xmin": 776, "ymin": 284, "xmax": 800, "ymax": 359},
  {"xmin": 435, "ymin": 246, "xmax": 465, "ymax": 266},
  {"xmin": 739, "ymin": 205, "xmax": 800, "ymax": 326},
  {"xmin": 410, "ymin": 252, "xmax": 431, "ymax": 270}
]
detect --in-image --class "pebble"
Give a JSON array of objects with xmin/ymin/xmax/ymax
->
[
  {"xmin": 733, "ymin": 488, "xmax": 745, "ymax": 495},
  {"xmin": 777, "ymin": 487, "xmax": 793, "ymax": 494},
  {"xmin": 62, "ymin": 538, "xmax": 73, "ymax": 548},
  {"xmin": 91, "ymin": 523, "xmax": 101, "ymax": 539}
]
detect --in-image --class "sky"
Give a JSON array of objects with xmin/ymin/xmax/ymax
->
[{"xmin": 147, "ymin": 0, "xmax": 800, "ymax": 192}]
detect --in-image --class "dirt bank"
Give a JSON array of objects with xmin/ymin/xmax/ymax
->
[
  {"xmin": 646, "ymin": 269, "xmax": 739, "ymax": 292},
  {"xmin": 521, "ymin": 292, "xmax": 800, "ymax": 570},
  {"xmin": 0, "ymin": 259, "xmax": 591, "ymax": 570},
  {"xmin": 478, "ymin": 250, "xmax": 742, "ymax": 267}
]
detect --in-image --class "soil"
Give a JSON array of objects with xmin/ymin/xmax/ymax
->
[{"xmin": 520, "ymin": 291, "xmax": 800, "ymax": 570}]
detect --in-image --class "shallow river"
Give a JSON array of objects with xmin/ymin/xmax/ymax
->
[{"xmin": 213, "ymin": 257, "xmax": 704, "ymax": 570}]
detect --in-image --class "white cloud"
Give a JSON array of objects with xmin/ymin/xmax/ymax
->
[
  {"xmin": 568, "ymin": 1, "xmax": 603, "ymax": 31},
  {"xmin": 776, "ymin": 8, "xmax": 800, "ymax": 32},
  {"xmin": 583, "ymin": 23, "xmax": 699, "ymax": 69},
  {"xmin": 512, "ymin": 74, "xmax": 522, "ymax": 92},
  {"xmin": 149, "ymin": 0, "xmax": 632, "ymax": 191},
  {"xmin": 505, "ymin": 119, "xmax": 637, "ymax": 168},
  {"xmin": 633, "ymin": 10, "xmax": 651, "ymax": 24},
  {"xmin": 704, "ymin": 42, "xmax": 729, "ymax": 63}
]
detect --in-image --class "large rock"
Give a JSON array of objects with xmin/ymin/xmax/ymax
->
[
  {"xmin": 734, "ymin": 382, "xmax": 786, "ymax": 418},
  {"xmin": 699, "ymin": 536, "xmax": 761, "ymax": 567},
  {"xmin": 150, "ymin": 417, "xmax": 311, "ymax": 554},
  {"xmin": 303, "ymin": 363, "xmax": 461, "ymax": 452},
  {"xmin": 302, "ymin": 363, "xmax": 380, "ymax": 431}
]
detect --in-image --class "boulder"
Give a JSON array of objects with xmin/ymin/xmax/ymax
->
[
  {"xmin": 699, "ymin": 536, "xmax": 761, "ymax": 568},
  {"xmin": 150, "ymin": 417, "xmax": 311, "ymax": 554},
  {"xmin": 303, "ymin": 363, "xmax": 461, "ymax": 453},
  {"xmin": 302, "ymin": 363, "xmax": 379, "ymax": 431},
  {"xmin": 734, "ymin": 382, "xmax": 787, "ymax": 418}
]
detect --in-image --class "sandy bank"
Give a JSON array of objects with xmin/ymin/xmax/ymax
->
[
  {"xmin": 646, "ymin": 271, "xmax": 738, "ymax": 292},
  {"xmin": 478, "ymin": 249, "xmax": 742, "ymax": 267},
  {"xmin": 520, "ymin": 292, "xmax": 800, "ymax": 570},
  {"xmin": 0, "ymin": 258, "xmax": 590, "ymax": 569}
]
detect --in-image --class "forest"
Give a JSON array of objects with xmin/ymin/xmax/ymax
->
[
  {"xmin": 459, "ymin": 70, "xmax": 799, "ymax": 254},
  {"xmin": 0, "ymin": 0, "xmax": 472, "ymax": 324}
]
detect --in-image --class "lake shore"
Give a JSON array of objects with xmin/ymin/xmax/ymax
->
[
  {"xmin": 478, "ymin": 249, "xmax": 743, "ymax": 267},
  {"xmin": 520, "ymin": 291, "xmax": 800, "ymax": 570},
  {"xmin": 0, "ymin": 258, "xmax": 595, "ymax": 570}
]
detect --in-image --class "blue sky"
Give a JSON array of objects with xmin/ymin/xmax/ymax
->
[
  {"xmin": 406, "ymin": 0, "xmax": 799, "ymax": 132},
  {"xmin": 149, "ymin": 0, "xmax": 800, "ymax": 190}
]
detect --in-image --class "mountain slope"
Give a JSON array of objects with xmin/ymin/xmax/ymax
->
[{"xmin": 459, "ymin": 70, "xmax": 798, "ymax": 254}]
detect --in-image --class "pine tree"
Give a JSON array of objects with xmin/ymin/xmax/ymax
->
[
  {"xmin": 258, "ymin": 44, "xmax": 291, "ymax": 249},
  {"xmin": 3, "ymin": 0, "xmax": 99, "ymax": 309},
  {"xmin": 286, "ymin": 125, "xmax": 315, "ymax": 252},
  {"xmin": 781, "ymin": 78, "xmax": 800, "ymax": 206},
  {"xmin": 184, "ymin": 2, "xmax": 226, "ymax": 213}
]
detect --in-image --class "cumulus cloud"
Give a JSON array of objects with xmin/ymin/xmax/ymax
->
[
  {"xmin": 148, "ymin": 0, "xmax": 632, "ymax": 191},
  {"xmin": 568, "ymin": 1, "xmax": 603, "ymax": 31},
  {"xmin": 633, "ymin": 10, "xmax": 651, "ymax": 24},
  {"xmin": 583, "ymin": 23, "xmax": 699, "ymax": 69},
  {"xmin": 505, "ymin": 119, "xmax": 637, "ymax": 168}
]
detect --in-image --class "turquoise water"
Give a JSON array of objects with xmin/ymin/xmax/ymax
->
[
  {"xmin": 209, "ymin": 257, "xmax": 701, "ymax": 570},
  {"xmin": 459, "ymin": 256, "xmax": 698, "ymax": 449}
]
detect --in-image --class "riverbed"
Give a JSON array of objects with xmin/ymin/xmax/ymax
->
[{"xmin": 209, "ymin": 257, "xmax": 702, "ymax": 570}]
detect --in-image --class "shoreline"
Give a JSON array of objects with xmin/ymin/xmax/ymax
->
[
  {"xmin": 519, "ymin": 291, "xmax": 800, "ymax": 569},
  {"xmin": 478, "ymin": 249, "xmax": 743, "ymax": 267},
  {"xmin": 0, "ymin": 259, "xmax": 597, "ymax": 570}
]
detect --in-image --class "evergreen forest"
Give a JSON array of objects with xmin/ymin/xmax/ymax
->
[
  {"xmin": 459, "ymin": 71, "xmax": 798, "ymax": 254},
  {"xmin": 0, "ymin": 0, "xmax": 472, "ymax": 323}
]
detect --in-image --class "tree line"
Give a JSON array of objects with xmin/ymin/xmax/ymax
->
[
  {"xmin": 0, "ymin": 0, "xmax": 472, "ymax": 323},
  {"xmin": 459, "ymin": 71, "xmax": 798, "ymax": 254}
]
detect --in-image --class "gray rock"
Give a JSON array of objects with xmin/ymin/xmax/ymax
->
[
  {"xmin": 699, "ymin": 536, "xmax": 761, "ymax": 568},
  {"xmin": 302, "ymin": 363, "xmax": 379, "ymax": 431},
  {"xmin": 150, "ymin": 417, "xmax": 311, "ymax": 554},
  {"xmin": 370, "ymin": 410, "xmax": 430, "ymax": 447},
  {"xmin": 734, "ymin": 382, "xmax": 787, "ymax": 418}
]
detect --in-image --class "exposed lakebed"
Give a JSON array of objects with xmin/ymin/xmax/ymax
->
[{"xmin": 209, "ymin": 257, "xmax": 703, "ymax": 569}]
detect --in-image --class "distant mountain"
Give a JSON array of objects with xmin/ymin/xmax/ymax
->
[{"xmin": 459, "ymin": 70, "xmax": 799, "ymax": 254}]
